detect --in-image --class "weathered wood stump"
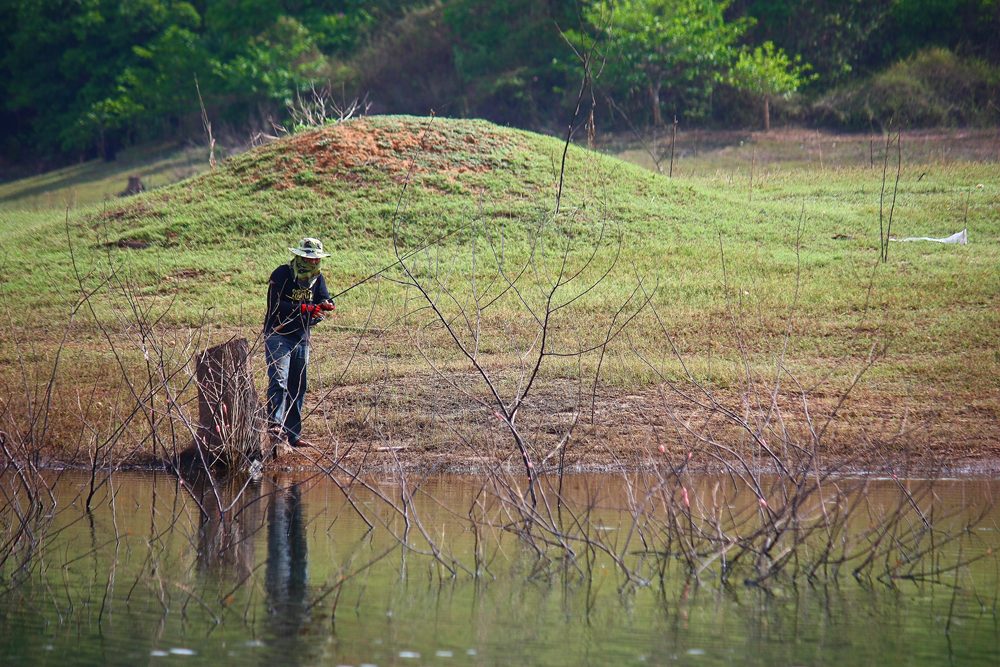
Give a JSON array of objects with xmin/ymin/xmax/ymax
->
[
  {"xmin": 119, "ymin": 175, "xmax": 145, "ymax": 197},
  {"xmin": 195, "ymin": 338, "xmax": 263, "ymax": 469}
]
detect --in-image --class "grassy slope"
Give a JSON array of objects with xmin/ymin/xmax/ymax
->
[
  {"xmin": 0, "ymin": 143, "xmax": 208, "ymax": 212},
  {"xmin": 1, "ymin": 117, "xmax": 997, "ymax": 458}
]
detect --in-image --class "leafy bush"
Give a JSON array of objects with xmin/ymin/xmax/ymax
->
[{"xmin": 812, "ymin": 48, "xmax": 1000, "ymax": 129}]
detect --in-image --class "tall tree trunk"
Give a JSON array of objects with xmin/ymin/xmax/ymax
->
[
  {"xmin": 763, "ymin": 95, "xmax": 771, "ymax": 132},
  {"xmin": 648, "ymin": 80, "xmax": 663, "ymax": 126}
]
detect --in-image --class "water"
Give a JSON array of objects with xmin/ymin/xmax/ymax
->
[{"xmin": 1, "ymin": 471, "xmax": 998, "ymax": 666}]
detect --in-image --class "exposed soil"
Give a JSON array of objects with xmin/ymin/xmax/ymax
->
[
  {"xmin": 14, "ymin": 351, "xmax": 994, "ymax": 476},
  {"xmin": 251, "ymin": 373, "xmax": 1000, "ymax": 476},
  {"xmin": 267, "ymin": 119, "xmax": 513, "ymax": 190},
  {"xmin": 93, "ymin": 198, "xmax": 165, "ymax": 228}
]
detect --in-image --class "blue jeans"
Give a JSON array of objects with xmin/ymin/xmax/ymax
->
[{"xmin": 265, "ymin": 334, "xmax": 310, "ymax": 444}]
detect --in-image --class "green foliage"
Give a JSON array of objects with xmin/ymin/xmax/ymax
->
[
  {"xmin": 442, "ymin": 0, "xmax": 578, "ymax": 125},
  {"xmin": 730, "ymin": 42, "xmax": 813, "ymax": 100},
  {"xmin": 210, "ymin": 15, "xmax": 325, "ymax": 101},
  {"xmin": 876, "ymin": 0, "xmax": 1000, "ymax": 65},
  {"xmin": 344, "ymin": 4, "xmax": 460, "ymax": 115},
  {"xmin": 583, "ymin": 0, "xmax": 748, "ymax": 124},
  {"xmin": 2, "ymin": 0, "xmax": 162, "ymax": 156},
  {"xmin": 813, "ymin": 48, "xmax": 1000, "ymax": 128},
  {"xmin": 0, "ymin": 0, "xmax": 416, "ymax": 163},
  {"xmin": 729, "ymin": 41, "xmax": 814, "ymax": 129},
  {"xmin": 1, "ymin": 0, "xmax": 998, "ymax": 166},
  {"xmin": 731, "ymin": 0, "xmax": 894, "ymax": 84}
]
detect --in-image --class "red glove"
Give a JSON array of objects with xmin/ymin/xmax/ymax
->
[
  {"xmin": 319, "ymin": 302, "xmax": 335, "ymax": 312},
  {"xmin": 300, "ymin": 303, "xmax": 322, "ymax": 316}
]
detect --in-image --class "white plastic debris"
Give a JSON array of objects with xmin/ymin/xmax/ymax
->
[{"xmin": 894, "ymin": 228, "xmax": 968, "ymax": 244}]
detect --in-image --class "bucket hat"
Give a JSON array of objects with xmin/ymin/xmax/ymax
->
[{"xmin": 289, "ymin": 237, "xmax": 330, "ymax": 258}]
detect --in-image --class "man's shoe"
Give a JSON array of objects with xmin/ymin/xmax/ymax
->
[{"xmin": 289, "ymin": 438, "xmax": 316, "ymax": 449}]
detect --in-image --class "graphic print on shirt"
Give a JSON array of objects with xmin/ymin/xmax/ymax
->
[{"xmin": 290, "ymin": 287, "xmax": 313, "ymax": 301}]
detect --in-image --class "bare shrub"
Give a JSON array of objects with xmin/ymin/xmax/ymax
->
[{"xmin": 287, "ymin": 84, "xmax": 371, "ymax": 129}]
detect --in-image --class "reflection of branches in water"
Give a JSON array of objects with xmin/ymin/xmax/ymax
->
[
  {"xmin": 0, "ymin": 467, "xmax": 996, "ymax": 663},
  {"xmin": 196, "ymin": 474, "xmax": 263, "ymax": 582}
]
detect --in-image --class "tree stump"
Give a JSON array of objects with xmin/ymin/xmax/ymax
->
[
  {"xmin": 195, "ymin": 338, "xmax": 263, "ymax": 469},
  {"xmin": 120, "ymin": 175, "xmax": 144, "ymax": 197}
]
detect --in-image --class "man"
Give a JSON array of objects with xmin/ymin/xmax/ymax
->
[{"xmin": 263, "ymin": 237, "xmax": 334, "ymax": 457}]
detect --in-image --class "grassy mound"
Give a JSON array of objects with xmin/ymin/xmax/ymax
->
[
  {"xmin": 2, "ymin": 116, "xmax": 996, "ymax": 365},
  {"xmin": 90, "ymin": 115, "xmax": 619, "ymax": 245},
  {"xmin": 50, "ymin": 116, "xmax": 680, "ymax": 312},
  {"xmin": 6, "ymin": 115, "xmax": 720, "ymax": 334}
]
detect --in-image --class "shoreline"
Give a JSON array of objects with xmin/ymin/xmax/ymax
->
[
  {"xmin": 32, "ymin": 446, "xmax": 1000, "ymax": 480},
  {"xmin": 14, "ymin": 378, "xmax": 1000, "ymax": 480}
]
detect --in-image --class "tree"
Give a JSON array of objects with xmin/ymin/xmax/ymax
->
[
  {"xmin": 729, "ymin": 41, "xmax": 813, "ymax": 130},
  {"xmin": 874, "ymin": 0, "xmax": 1000, "ymax": 65},
  {"xmin": 443, "ymin": 0, "xmax": 578, "ymax": 126},
  {"xmin": 0, "ymin": 0, "xmax": 378, "ymax": 163},
  {"xmin": 585, "ymin": 0, "xmax": 748, "ymax": 125},
  {"xmin": 729, "ymin": 0, "xmax": 893, "ymax": 84},
  {"xmin": 1, "ymin": 0, "xmax": 204, "ymax": 159}
]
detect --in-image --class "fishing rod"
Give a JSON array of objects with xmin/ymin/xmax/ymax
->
[{"xmin": 328, "ymin": 221, "xmax": 474, "ymax": 300}]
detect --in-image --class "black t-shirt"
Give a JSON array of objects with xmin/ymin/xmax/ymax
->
[{"xmin": 263, "ymin": 263, "xmax": 332, "ymax": 340}]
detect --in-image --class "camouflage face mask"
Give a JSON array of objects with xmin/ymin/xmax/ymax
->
[{"xmin": 291, "ymin": 256, "xmax": 321, "ymax": 282}]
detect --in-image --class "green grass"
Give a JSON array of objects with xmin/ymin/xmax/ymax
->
[
  {"xmin": 1, "ymin": 117, "xmax": 997, "ymax": 430},
  {"xmin": 0, "ymin": 142, "xmax": 209, "ymax": 212}
]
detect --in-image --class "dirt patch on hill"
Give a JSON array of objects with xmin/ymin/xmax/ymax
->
[{"xmin": 266, "ymin": 119, "xmax": 514, "ymax": 190}]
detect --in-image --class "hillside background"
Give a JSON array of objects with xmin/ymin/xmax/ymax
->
[{"xmin": 2, "ymin": 0, "xmax": 999, "ymax": 175}]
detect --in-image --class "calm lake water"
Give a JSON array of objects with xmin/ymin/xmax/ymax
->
[{"xmin": 1, "ymin": 470, "xmax": 998, "ymax": 666}]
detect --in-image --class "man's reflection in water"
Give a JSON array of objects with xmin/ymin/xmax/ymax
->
[
  {"xmin": 195, "ymin": 473, "xmax": 322, "ymax": 663},
  {"xmin": 265, "ymin": 478, "xmax": 310, "ymax": 637}
]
